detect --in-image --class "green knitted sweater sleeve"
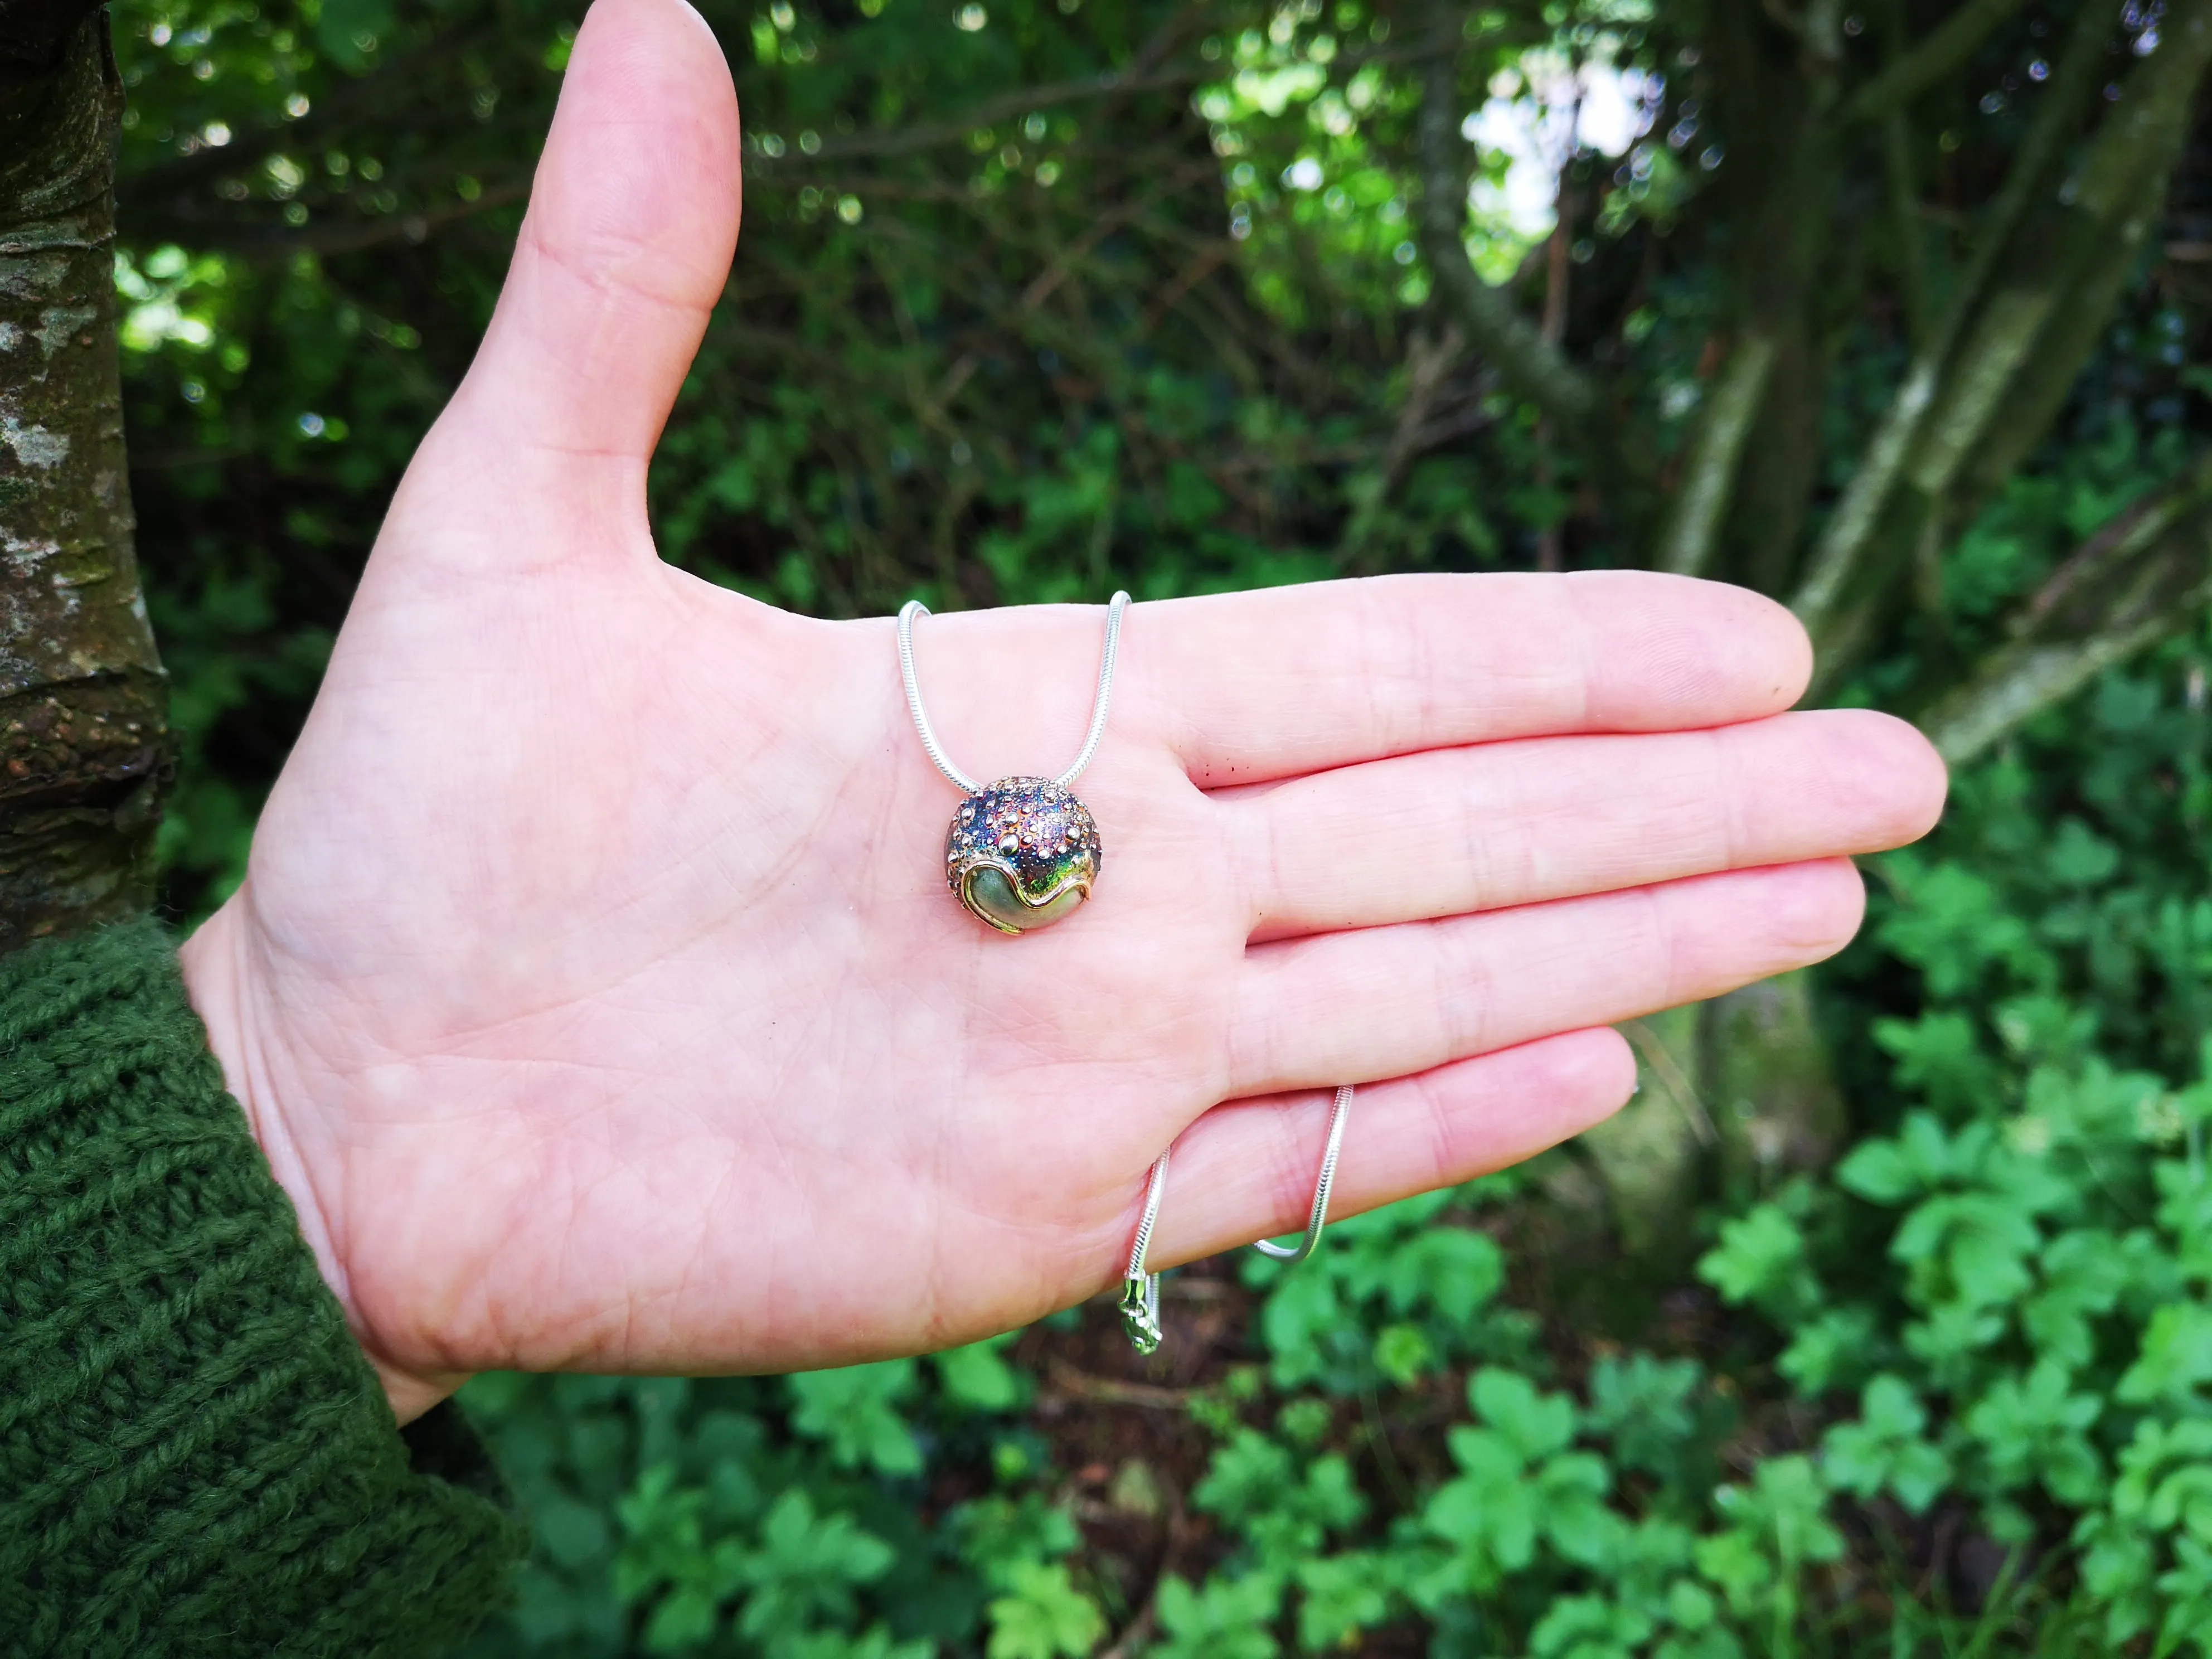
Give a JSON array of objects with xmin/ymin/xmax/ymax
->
[{"xmin": 0, "ymin": 921, "xmax": 530, "ymax": 1657}]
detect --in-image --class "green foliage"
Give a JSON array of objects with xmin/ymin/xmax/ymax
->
[
  {"xmin": 1422, "ymin": 1369, "xmax": 1613, "ymax": 1584},
  {"xmin": 788, "ymin": 1363, "xmax": 924, "ymax": 1477},
  {"xmin": 100, "ymin": 0, "xmax": 2212, "ymax": 1651},
  {"xmin": 435, "ymin": 525, "xmax": 2212, "ymax": 1659},
  {"xmin": 983, "ymin": 1564, "xmax": 1104, "ymax": 1659},
  {"xmin": 1192, "ymin": 1428, "xmax": 1366, "ymax": 1568},
  {"xmin": 1820, "ymin": 1376, "xmax": 1951, "ymax": 1516},
  {"xmin": 1695, "ymin": 1458, "xmax": 1844, "ymax": 1653},
  {"xmin": 1151, "ymin": 1573, "xmax": 1281, "ymax": 1659}
]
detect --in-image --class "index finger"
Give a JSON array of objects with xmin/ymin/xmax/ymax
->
[{"xmin": 1125, "ymin": 570, "xmax": 1813, "ymax": 788}]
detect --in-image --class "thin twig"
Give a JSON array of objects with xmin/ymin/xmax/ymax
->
[{"xmin": 1045, "ymin": 1361, "xmax": 1192, "ymax": 1411}]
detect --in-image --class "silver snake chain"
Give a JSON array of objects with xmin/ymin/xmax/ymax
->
[
  {"xmin": 896, "ymin": 591, "xmax": 1131, "ymax": 794},
  {"xmin": 1122, "ymin": 1085, "xmax": 1354, "ymax": 1353},
  {"xmin": 896, "ymin": 591, "xmax": 1352, "ymax": 1352}
]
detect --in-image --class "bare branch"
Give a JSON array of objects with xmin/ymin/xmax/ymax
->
[
  {"xmin": 1803, "ymin": 0, "xmax": 1849, "ymax": 66},
  {"xmin": 123, "ymin": 178, "xmax": 530, "ymax": 261},
  {"xmin": 754, "ymin": 7, "xmax": 1221, "ymax": 170},
  {"xmin": 1844, "ymin": 0, "xmax": 2029, "ymax": 123},
  {"xmin": 1953, "ymin": 172, "xmax": 2163, "ymax": 501},
  {"xmin": 1921, "ymin": 457, "xmax": 2212, "ymax": 763},
  {"xmin": 1410, "ymin": 15, "xmax": 1598, "ymax": 438},
  {"xmin": 1337, "ymin": 322, "xmax": 1465, "ymax": 561},
  {"xmin": 1883, "ymin": 110, "xmax": 1929, "ymax": 348},
  {"xmin": 1916, "ymin": 0, "xmax": 2211, "ymax": 499},
  {"xmin": 1760, "ymin": 0, "xmax": 1808, "ymax": 41},
  {"xmin": 1656, "ymin": 332, "xmax": 1778, "ymax": 578},
  {"xmin": 1790, "ymin": 0, "xmax": 2164, "ymax": 658},
  {"xmin": 1016, "ymin": 158, "xmax": 1217, "ymax": 314},
  {"xmin": 117, "ymin": 17, "xmax": 508, "ymax": 206}
]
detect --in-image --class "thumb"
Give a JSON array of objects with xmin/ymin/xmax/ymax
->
[{"xmin": 442, "ymin": 0, "xmax": 740, "ymax": 472}]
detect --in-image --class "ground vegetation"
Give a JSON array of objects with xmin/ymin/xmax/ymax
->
[{"xmin": 9, "ymin": 0, "xmax": 2212, "ymax": 1650}]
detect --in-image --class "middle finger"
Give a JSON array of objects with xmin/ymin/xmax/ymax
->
[{"xmin": 1231, "ymin": 708, "xmax": 1944, "ymax": 940}]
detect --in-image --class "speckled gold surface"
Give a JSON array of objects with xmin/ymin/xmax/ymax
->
[{"xmin": 943, "ymin": 776, "xmax": 1102, "ymax": 934}]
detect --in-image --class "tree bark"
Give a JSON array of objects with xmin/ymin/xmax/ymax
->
[{"xmin": 0, "ymin": 2, "xmax": 168, "ymax": 953}]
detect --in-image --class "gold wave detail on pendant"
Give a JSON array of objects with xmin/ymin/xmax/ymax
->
[{"xmin": 943, "ymin": 775, "xmax": 1104, "ymax": 935}]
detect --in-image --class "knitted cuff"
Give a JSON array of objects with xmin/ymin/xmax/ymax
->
[{"xmin": 0, "ymin": 920, "xmax": 528, "ymax": 1657}]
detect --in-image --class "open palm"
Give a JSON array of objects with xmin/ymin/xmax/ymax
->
[{"xmin": 179, "ymin": 0, "xmax": 1947, "ymax": 1423}]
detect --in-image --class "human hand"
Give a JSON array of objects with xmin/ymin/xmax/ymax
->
[{"xmin": 178, "ymin": 0, "xmax": 1947, "ymax": 1423}]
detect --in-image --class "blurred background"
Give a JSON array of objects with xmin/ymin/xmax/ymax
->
[{"xmin": 98, "ymin": 0, "xmax": 2212, "ymax": 1651}]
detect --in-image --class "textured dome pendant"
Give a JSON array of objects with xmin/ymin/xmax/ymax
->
[
  {"xmin": 898, "ymin": 592, "xmax": 1130, "ymax": 939},
  {"xmin": 945, "ymin": 777, "xmax": 1103, "ymax": 934}
]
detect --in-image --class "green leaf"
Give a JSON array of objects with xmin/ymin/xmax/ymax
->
[
  {"xmin": 2119, "ymin": 1303, "xmax": 2212, "ymax": 1404},
  {"xmin": 2154, "ymin": 1535, "xmax": 2212, "ymax": 1656},
  {"xmin": 1821, "ymin": 1375, "xmax": 1953, "ymax": 1517},
  {"xmin": 1424, "ymin": 1454, "xmax": 1540, "ymax": 1580},
  {"xmin": 2074, "ymin": 1512, "xmax": 2158, "ymax": 1644},
  {"xmin": 1836, "ymin": 1138, "xmax": 1922, "ymax": 1206},
  {"xmin": 1153, "ymin": 1572, "xmax": 1282, "ymax": 1659},
  {"xmin": 734, "ymin": 1491, "xmax": 896, "ymax": 1654},
  {"xmin": 1777, "ymin": 1306, "xmax": 1882, "ymax": 1396},
  {"xmin": 953, "ymin": 1493, "xmax": 1083, "ymax": 1589},
  {"xmin": 986, "ymin": 1560, "xmax": 1107, "ymax": 1659},
  {"xmin": 1293, "ymin": 1552, "xmax": 1394, "ymax": 1652},
  {"xmin": 1860, "ymin": 1372, "xmax": 1928, "ymax": 1439},
  {"xmin": 1528, "ymin": 1592, "xmax": 1651, "ymax": 1658},
  {"xmin": 1194, "ymin": 1429, "xmax": 1296, "ymax": 1526},
  {"xmin": 1469, "ymin": 1367, "xmax": 1578, "ymax": 1462},
  {"xmin": 2025, "ymin": 1229, "xmax": 2138, "ymax": 1370},
  {"xmin": 537, "ymin": 1493, "xmax": 614, "ymax": 1570},
  {"xmin": 1701, "ymin": 1455, "xmax": 1844, "ymax": 1618},
  {"xmin": 1962, "ymin": 1359, "xmax": 2106, "ymax": 1505},
  {"xmin": 788, "ymin": 1361, "xmax": 923, "ymax": 1475},
  {"xmin": 934, "ymin": 1337, "xmax": 1030, "ymax": 1413},
  {"xmin": 1666, "ymin": 1579, "xmax": 1720, "ymax": 1631},
  {"xmin": 1696, "ymin": 1205, "xmax": 1816, "ymax": 1316},
  {"xmin": 645, "ymin": 1585, "xmax": 722, "ymax": 1655},
  {"xmin": 1545, "ymin": 1476, "xmax": 1628, "ymax": 1570},
  {"xmin": 1875, "ymin": 858, "xmax": 2049, "ymax": 998},
  {"xmin": 1257, "ymin": 1267, "xmax": 1357, "ymax": 1391},
  {"xmin": 1384, "ymin": 1226, "xmax": 1505, "ymax": 1331},
  {"xmin": 1372, "ymin": 1321, "xmax": 1435, "ymax": 1386},
  {"xmin": 1874, "ymin": 1012, "xmax": 1998, "ymax": 1117},
  {"xmin": 1586, "ymin": 1353, "xmax": 1702, "ymax": 1476},
  {"xmin": 784, "ymin": 1628, "xmax": 938, "ymax": 1659},
  {"xmin": 2048, "ymin": 816, "xmax": 2121, "ymax": 887},
  {"xmin": 1822, "ymin": 1374, "xmax": 1949, "ymax": 1512},
  {"xmin": 1197, "ymin": 1430, "xmax": 1367, "ymax": 1568}
]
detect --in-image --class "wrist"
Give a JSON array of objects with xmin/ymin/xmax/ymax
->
[{"xmin": 179, "ymin": 894, "xmax": 464, "ymax": 1424}]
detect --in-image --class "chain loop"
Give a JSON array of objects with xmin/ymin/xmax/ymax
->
[
  {"xmin": 898, "ymin": 593, "xmax": 1132, "ymax": 795},
  {"xmin": 1120, "ymin": 1085, "xmax": 1354, "ymax": 1354}
]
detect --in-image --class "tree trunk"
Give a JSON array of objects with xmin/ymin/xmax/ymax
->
[
  {"xmin": 1581, "ymin": 977, "xmax": 1844, "ymax": 1274},
  {"xmin": 0, "ymin": 2, "xmax": 168, "ymax": 954},
  {"xmin": 1582, "ymin": 1004, "xmax": 1711, "ymax": 1266}
]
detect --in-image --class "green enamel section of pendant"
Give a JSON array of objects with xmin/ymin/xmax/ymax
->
[{"xmin": 944, "ymin": 776, "xmax": 1102, "ymax": 935}]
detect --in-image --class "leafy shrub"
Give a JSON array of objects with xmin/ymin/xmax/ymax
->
[
  {"xmin": 100, "ymin": 0, "xmax": 2212, "ymax": 1651},
  {"xmin": 452, "ymin": 529, "xmax": 2212, "ymax": 1658}
]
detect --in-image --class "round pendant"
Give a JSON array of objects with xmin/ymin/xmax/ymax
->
[{"xmin": 944, "ymin": 776, "xmax": 1103, "ymax": 935}]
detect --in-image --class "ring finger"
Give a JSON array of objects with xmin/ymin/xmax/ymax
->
[
  {"xmin": 1144, "ymin": 1028, "xmax": 1635, "ymax": 1271},
  {"xmin": 1224, "ymin": 857, "xmax": 1866, "ymax": 1095}
]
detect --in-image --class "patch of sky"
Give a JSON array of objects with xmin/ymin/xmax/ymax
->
[{"xmin": 1461, "ymin": 42, "xmax": 1661, "ymax": 280}]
